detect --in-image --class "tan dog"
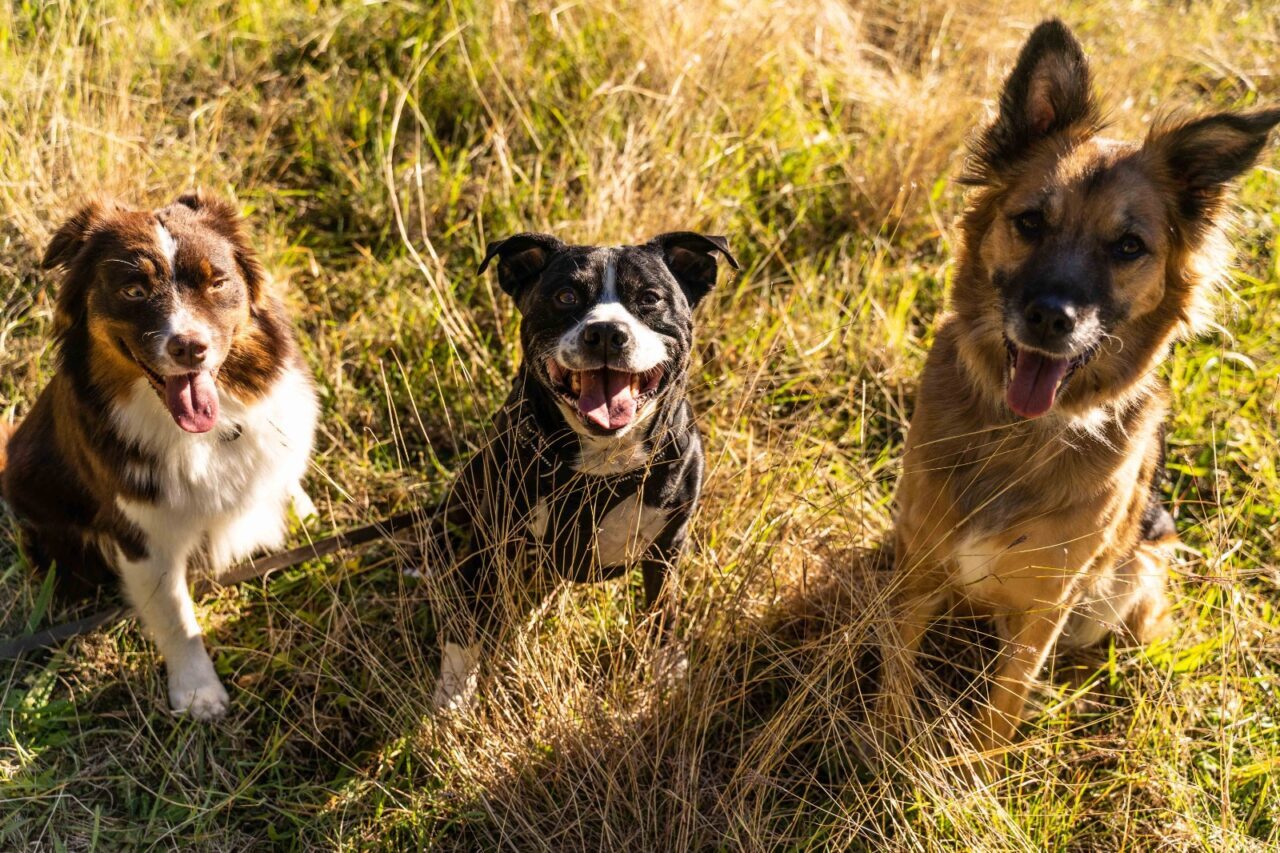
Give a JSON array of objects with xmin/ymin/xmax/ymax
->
[{"xmin": 884, "ymin": 19, "xmax": 1279, "ymax": 752}]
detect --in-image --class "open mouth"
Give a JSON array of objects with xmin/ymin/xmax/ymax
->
[
  {"xmin": 118, "ymin": 338, "xmax": 220, "ymax": 434},
  {"xmin": 1004, "ymin": 337, "xmax": 1098, "ymax": 419},
  {"xmin": 545, "ymin": 359, "xmax": 665, "ymax": 433}
]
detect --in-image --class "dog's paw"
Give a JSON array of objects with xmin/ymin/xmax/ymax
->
[
  {"xmin": 290, "ymin": 487, "xmax": 318, "ymax": 522},
  {"xmin": 650, "ymin": 642, "xmax": 689, "ymax": 690},
  {"xmin": 432, "ymin": 641, "xmax": 482, "ymax": 714},
  {"xmin": 169, "ymin": 675, "xmax": 230, "ymax": 721}
]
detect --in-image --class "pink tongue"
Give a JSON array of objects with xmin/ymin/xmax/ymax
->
[
  {"xmin": 1006, "ymin": 349, "xmax": 1071, "ymax": 419},
  {"xmin": 577, "ymin": 368, "xmax": 636, "ymax": 430},
  {"xmin": 163, "ymin": 372, "xmax": 219, "ymax": 433}
]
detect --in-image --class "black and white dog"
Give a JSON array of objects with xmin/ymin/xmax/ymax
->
[{"xmin": 427, "ymin": 231, "xmax": 738, "ymax": 710}]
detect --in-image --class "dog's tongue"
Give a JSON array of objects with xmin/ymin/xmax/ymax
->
[
  {"xmin": 1006, "ymin": 348, "xmax": 1071, "ymax": 419},
  {"xmin": 578, "ymin": 368, "xmax": 636, "ymax": 431},
  {"xmin": 163, "ymin": 372, "xmax": 219, "ymax": 433}
]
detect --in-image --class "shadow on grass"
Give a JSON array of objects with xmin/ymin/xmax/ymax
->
[{"xmin": 0, "ymin": 535, "xmax": 1145, "ymax": 849}]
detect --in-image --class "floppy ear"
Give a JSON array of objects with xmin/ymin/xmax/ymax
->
[
  {"xmin": 44, "ymin": 201, "xmax": 118, "ymax": 333},
  {"xmin": 650, "ymin": 232, "xmax": 740, "ymax": 308},
  {"xmin": 1146, "ymin": 108, "xmax": 1280, "ymax": 222},
  {"xmin": 477, "ymin": 232, "xmax": 567, "ymax": 298},
  {"xmin": 172, "ymin": 190, "xmax": 268, "ymax": 305},
  {"xmin": 968, "ymin": 20, "xmax": 1097, "ymax": 180},
  {"xmin": 42, "ymin": 201, "xmax": 108, "ymax": 270}
]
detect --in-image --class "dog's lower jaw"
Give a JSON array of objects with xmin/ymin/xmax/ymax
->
[{"xmin": 433, "ymin": 641, "xmax": 482, "ymax": 713}]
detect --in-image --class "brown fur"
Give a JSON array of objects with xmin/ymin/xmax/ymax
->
[
  {"xmin": 1, "ymin": 191, "xmax": 296, "ymax": 595},
  {"xmin": 0, "ymin": 420, "xmax": 11, "ymax": 478},
  {"xmin": 883, "ymin": 20, "xmax": 1280, "ymax": 753}
]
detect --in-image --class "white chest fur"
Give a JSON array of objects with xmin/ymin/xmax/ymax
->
[
  {"xmin": 112, "ymin": 368, "xmax": 318, "ymax": 573},
  {"xmin": 525, "ymin": 494, "xmax": 670, "ymax": 568},
  {"xmin": 594, "ymin": 493, "xmax": 670, "ymax": 567}
]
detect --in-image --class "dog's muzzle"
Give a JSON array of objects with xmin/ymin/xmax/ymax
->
[{"xmin": 546, "ymin": 359, "xmax": 665, "ymax": 433}]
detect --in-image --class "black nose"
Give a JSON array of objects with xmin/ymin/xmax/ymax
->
[
  {"xmin": 581, "ymin": 321, "xmax": 632, "ymax": 358},
  {"xmin": 166, "ymin": 333, "xmax": 210, "ymax": 369},
  {"xmin": 1023, "ymin": 297, "xmax": 1077, "ymax": 348}
]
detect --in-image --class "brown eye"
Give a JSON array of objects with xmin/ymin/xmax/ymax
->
[
  {"xmin": 637, "ymin": 290, "xmax": 662, "ymax": 308},
  {"xmin": 120, "ymin": 284, "xmax": 147, "ymax": 301},
  {"xmin": 208, "ymin": 278, "xmax": 228, "ymax": 292},
  {"xmin": 555, "ymin": 287, "xmax": 579, "ymax": 307},
  {"xmin": 1012, "ymin": 210, "xmax": 1046, "ymax": 239},
  {"xmin": 1112, "ymin": 234, "xmax": 1147, "ymax": 261}
]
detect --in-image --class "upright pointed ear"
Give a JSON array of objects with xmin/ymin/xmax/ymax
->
[
  {"xmin": 1146, "ymin": 108, "xmax": 1280, "ymax": 223},
  {"xmin": 650, "ymin": 232, "xmax": 740, "ymax": 308},
  {"xmin": 171, "ymin": 190, "xmax": 268, "ymax": 306},
  {"xmin": 968, "ymin": 20, "xmax": 1097, "ymax": 181},
  {"xmin": 42, "ymin": 201, "xmax": 109, "ymax": 270},
  {"xmin": 477, "ymin": 232, "xmax": 567, "ymax": 298}
]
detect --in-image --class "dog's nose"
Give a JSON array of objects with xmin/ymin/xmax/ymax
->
[
  {"xmin": 581, "ymin": 321, "xmax": 632, "ymax": 358},
  {"xmin": 1023, "ymin": 297, "xmax": 1077, "ymax": 348},
  {"xmin": 166, "ymin": 333, "xmax": 210, "ymax": 369}
]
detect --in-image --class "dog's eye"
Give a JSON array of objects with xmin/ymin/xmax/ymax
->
[
  {"xmin": 120, "ymin": 284, "xmax": 147, "ymax": 301},
  {"xmin": 1012, "ymin": 211, "xmax": 1046, "ymax": 239},
  {"xmin": 637, "ymin": 290, "xmax": 662, "ymax": 308},
  {"xmin": 208, "ymin": 278, "xmax": 228, "ymax": 292},
  {"xmin": 554, "ymin": 287, "xmax": 579, "ymax": 307},
  {"xmin": 1111, "ymin": 235, "xmax": 1147, "ymax": 261}
]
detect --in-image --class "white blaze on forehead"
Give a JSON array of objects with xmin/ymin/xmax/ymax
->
[
  {"xmin": 555, "ymin": 247, "xmax": 668, "ymax": 373},
  {"xmin": 155, "ymin": 222, "xmax": 178, "ymax": 269},
  {"xmin": 601, "ymin": 249, "xmax": 619, "ymax": 302}
]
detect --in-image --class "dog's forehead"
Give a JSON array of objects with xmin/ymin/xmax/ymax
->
[
  {"xmin": 154, "ymin": 208, "xmax": 238, "ymax": 272},
  {"xmin": 558, "ymin": 245, "xmax": 670, "ymax": 291},
  {"xmin": 1007, "ymin": 138, "xmax": 1165, "ymax": 232}
]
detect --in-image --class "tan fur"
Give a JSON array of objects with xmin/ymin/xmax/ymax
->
[
  {"xmin": 882, "ymin": 21, "xmax": 1279, "ymax": 755},
  {"xmin": 0, "ymin": 420, "xmax": 11, "ymax": 477}
]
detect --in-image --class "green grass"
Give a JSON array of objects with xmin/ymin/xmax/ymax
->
[{"xmin": 1, "ymin": 0, "xmax": 1279, "ymax": 848}]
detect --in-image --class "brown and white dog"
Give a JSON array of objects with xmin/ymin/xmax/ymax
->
[
  {"xmin": 884, "ymin": 20, "xmax": 1279, "ymax": 752},
  {"xmin": 0, "ymin": 192, "xmax": 317, "ymax": 719}
]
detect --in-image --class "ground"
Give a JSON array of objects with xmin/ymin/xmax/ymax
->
[{"xmin": 1, "ymin": 0, "xmax": 1278, "ymax": 849}]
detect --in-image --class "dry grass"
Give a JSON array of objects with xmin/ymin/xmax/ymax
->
[{"xmin": 1, "ymin": 0, "xmax": 1278, "ymax": 848}]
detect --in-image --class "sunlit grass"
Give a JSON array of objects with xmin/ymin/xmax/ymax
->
[{"xmin": 1, "ymin": 0, "xmax": 1278, "ymax": 847}]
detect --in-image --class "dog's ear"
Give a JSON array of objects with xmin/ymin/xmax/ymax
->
[
  {"xmin": 969, "ymin": 20, "xmax": 1097, "ymax": 179},
  {"xmin": 43, "ymin": 201, "xmax": 109, "ymax": 271},
  {"xmin": 650, "ymin": 232, "xmax": 740, "ymax": 308},
  {"xmin": 478, "ymin": 232, "xmax": 567, "ymax": 298},
  {"xmin": 171, "ymin": 190, "xmax": 268, "ymax": 306},
  {"xmin": 1146, "ymin": 108, "xmax": 1280, "ymax": 223},
  {"xmin": 44, "ymin": 201, "xmax": 120, "ymax": 334}
]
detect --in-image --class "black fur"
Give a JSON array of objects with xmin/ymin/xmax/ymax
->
[
  {"xmin": 426, "ymin": 234, "xmax": 737, "ymax": 645},
  {"xmin": 965, "ymin": 19, "xmax": 1100, "ymax": 185}
]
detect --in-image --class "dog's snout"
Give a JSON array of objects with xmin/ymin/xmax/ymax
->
[
  {"xmin": 166, "ymin": 332, "xmax": 210, "ymax": 369},
  {"xmin": 581, "ymin": 321, "xmax": 632, "ymax": 358},
  {"xmin": 1023, "ymin": 297, "xmax": 1077, "ymax": 348}
]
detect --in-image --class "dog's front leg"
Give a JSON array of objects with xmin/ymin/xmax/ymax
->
[
  {"xmin": 432, "ymin": 550, "xmax": 492, "ymax": 713},
  {"xmin": 641, "ymin": 555, "xmax": 689, "ymax": 688},
  {"xmin": 976, "ymin": 594, "xmax": 1079, "ymax": 753},
  {"xmin": 118, "ymin": 548, "xmax": 228, "ymax": 720},
  {"xmin": 876, "ymin": 588, "xmax": 944, "ymax": 738}
]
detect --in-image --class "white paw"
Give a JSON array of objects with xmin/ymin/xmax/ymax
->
[
  {"xmin": 651, "ymin": 642, "xmax": 690, "ymax": 688},
  {"xmin": 432, "ymin": 641, "xmax": 481, "ymax": 713},
  {"xmin": 169, "ymin": 665, "xmax": 230, "ymax": 720},
  {"xmin": 290, "ymin": 488, "xmax": 318, "ymax": 522}
]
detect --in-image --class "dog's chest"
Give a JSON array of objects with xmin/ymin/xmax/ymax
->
[
  {"xmin": 527, "ymin": 490, "xmax": 670, "ymax": 568},
  {"xmin": 112, "ymin": 368, "xmax": 316, "ymax": 518}
]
